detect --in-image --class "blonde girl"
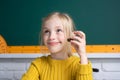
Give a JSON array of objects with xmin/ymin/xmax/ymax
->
[{"xmin": 21, "ymin": 12, "xmax": 93, "ymax": 80}]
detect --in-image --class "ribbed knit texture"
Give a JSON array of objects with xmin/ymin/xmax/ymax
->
[{"xmin": 21, "ymin": 55, "xmax": 93, "ymax": 80}]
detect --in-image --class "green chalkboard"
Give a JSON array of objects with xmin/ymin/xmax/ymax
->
[{"xmin": 0, "ymin": 0, "xmax": 120, "ymax": 45}]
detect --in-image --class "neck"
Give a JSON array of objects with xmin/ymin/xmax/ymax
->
[{"xmin": 50, "ymin": 52, "xmax": 69, "ymax": 60}]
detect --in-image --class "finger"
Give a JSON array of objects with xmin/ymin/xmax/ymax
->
[
  {"xmin": 72, "ymin": 36, "xmax": 83, "ymax": 43},
  {"xmin": 74, "ymin": 31, "xmax": 84, "ymax": 38},
  {"xmin": 67, "ymin": 34, "xmax": 85, "ymax": 43},
  {"xmin": 70, "ymin": 39, "xmax": 80, "ymax": 46},
  {"xmin": 74, "ymin": 31, "xmax": 86, "ymax": 39}
]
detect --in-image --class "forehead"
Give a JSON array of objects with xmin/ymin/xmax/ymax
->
[{"xmin": 43, "ymin": 16, "xmax": 64, "ymax": 29}]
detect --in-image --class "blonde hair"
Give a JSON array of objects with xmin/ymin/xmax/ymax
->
[{"xmin": 40, "ymin": 12, "xmax": 76, "ymax": 56}]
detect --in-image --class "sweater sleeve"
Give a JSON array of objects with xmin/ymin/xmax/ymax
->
[
  {"xmin": 21, "ymin": 58, "xmax": 41, "ymax": 80},
  {"xmin": 76, "ymin": 61, "xmax": 93, "ymax": 80}
]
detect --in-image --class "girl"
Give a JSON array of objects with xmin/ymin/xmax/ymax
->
[{"xmin": 21, "ymin": 12, "xmax": 93, "ymax": 80}]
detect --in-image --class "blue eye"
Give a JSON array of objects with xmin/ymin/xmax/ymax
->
[
  {"xmin": 57, "ymin": 29, "xmax": 62, "ymax": 32},
  {"xmin": 44, "ymin": 30, "xmax": 49, "ymax": 33}
]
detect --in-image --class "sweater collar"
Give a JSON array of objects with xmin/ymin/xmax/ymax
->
[{"xmin": 47, "ymin": 55, "xmax": 75, "ymax": 64}]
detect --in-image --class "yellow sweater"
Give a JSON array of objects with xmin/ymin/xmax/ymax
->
[{"xmin": 21, "ymin": 55, "xmax": 93, "ymax": 80}]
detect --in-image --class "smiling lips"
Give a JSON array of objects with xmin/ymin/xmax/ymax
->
[{"xmin": 48, "ymin": 42, "xmax": 60, "ymax": 46}]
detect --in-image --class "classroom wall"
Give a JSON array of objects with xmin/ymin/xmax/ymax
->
[
  {"xmin": 0, "ymin": 0, "xmax": 120, "ymax": 45},
  {"xmin": 0, "ymin": 0, "xmax": 120, "ymax": 80},
  {"xmin": 0, "ymin": 54, "xmax": 120, "ymax": 80}
]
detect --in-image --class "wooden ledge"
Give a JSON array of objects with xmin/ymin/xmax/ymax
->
[{"xmin": 5, "ymin": 45, "xmax": 120, "ymax": 53}]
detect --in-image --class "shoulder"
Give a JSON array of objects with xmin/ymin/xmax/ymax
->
[
  {"xmin": 30, "ymin": 56, "xmax": 49, "ymax": 73},
  {"xmin": 71, "ymin": 55, "xmax": 80, "ymax": 62},
  {"xmin": 70, "ymin": 55, "xmax": 91, "ymax": 65},
  {"xmin": 68, "ymin": 55, "xmax": 80, "ymax": 66},
  {"xmin": 71, "ymin": 55, "xmax": 91, "ymax": 64},
  {"xmin": 33, "ymin": 56, "xmax": 47, "ymax": 62},
  {"xmin": 32, "ymin": 56, "xmax": 48, "ymax": 65}
]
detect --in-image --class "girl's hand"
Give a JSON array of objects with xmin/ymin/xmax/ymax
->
[
  {"xmin": 69, "ymin": 31, "xmax": 88, "ymax": 64},
  {"xmin": 70, "ymin": 31, "xmax": 86, "ymax": 55}
]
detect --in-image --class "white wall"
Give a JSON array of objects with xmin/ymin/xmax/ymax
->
[{"xmin": 0, "ymin": 54, "xmax": 120, "ymax": 80}]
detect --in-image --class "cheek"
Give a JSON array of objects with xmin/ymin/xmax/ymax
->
[
  {"xmin": 58, "ymin": 33, "xmax": 66, "ymax": 41},
  {"xmin": 60, "ymin": 36, "xmax": 66, "ymax": 41},
  {"xmin": 43, "ymin": 36, "xmax": 47, "ymax": 44}
]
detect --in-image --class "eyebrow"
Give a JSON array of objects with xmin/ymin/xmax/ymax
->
[{"xmin": 42, "ymin": 26, "xmax": 48, "ymax": 29}]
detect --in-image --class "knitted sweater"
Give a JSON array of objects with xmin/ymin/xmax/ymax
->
[{"xmin": 21, "ymin": 55, "xmax": 93, "ymax": 80}]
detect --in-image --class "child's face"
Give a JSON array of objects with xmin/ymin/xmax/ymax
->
[{"xmin": 42, "ymin": 16, "xmax": 66, "ymax": 54}]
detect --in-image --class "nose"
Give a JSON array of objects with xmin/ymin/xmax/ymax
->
[{"xmin": 49, "ymin": 32, "xmax": 56, "ymax": 40}]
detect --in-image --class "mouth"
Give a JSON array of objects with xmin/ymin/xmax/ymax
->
[{"xmin": 47, "ymin": 42, "xmax": 60, "ymax": 46}]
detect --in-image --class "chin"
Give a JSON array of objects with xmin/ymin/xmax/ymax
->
[
  {"xmin": 49, "ymin": 49, "xmax": 59, "ymax": 54},
  {"xmin": 48, "ymin": 47, "xmax": 61, "ymax": 54},
  {"xmin": 47, "ymin": 45, "xmax": 64, "ymax": 53}
]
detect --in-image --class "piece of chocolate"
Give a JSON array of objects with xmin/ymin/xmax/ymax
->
[{"xmin": 67, "ymin": 38, "xmax": 74, "ymax": 42}]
